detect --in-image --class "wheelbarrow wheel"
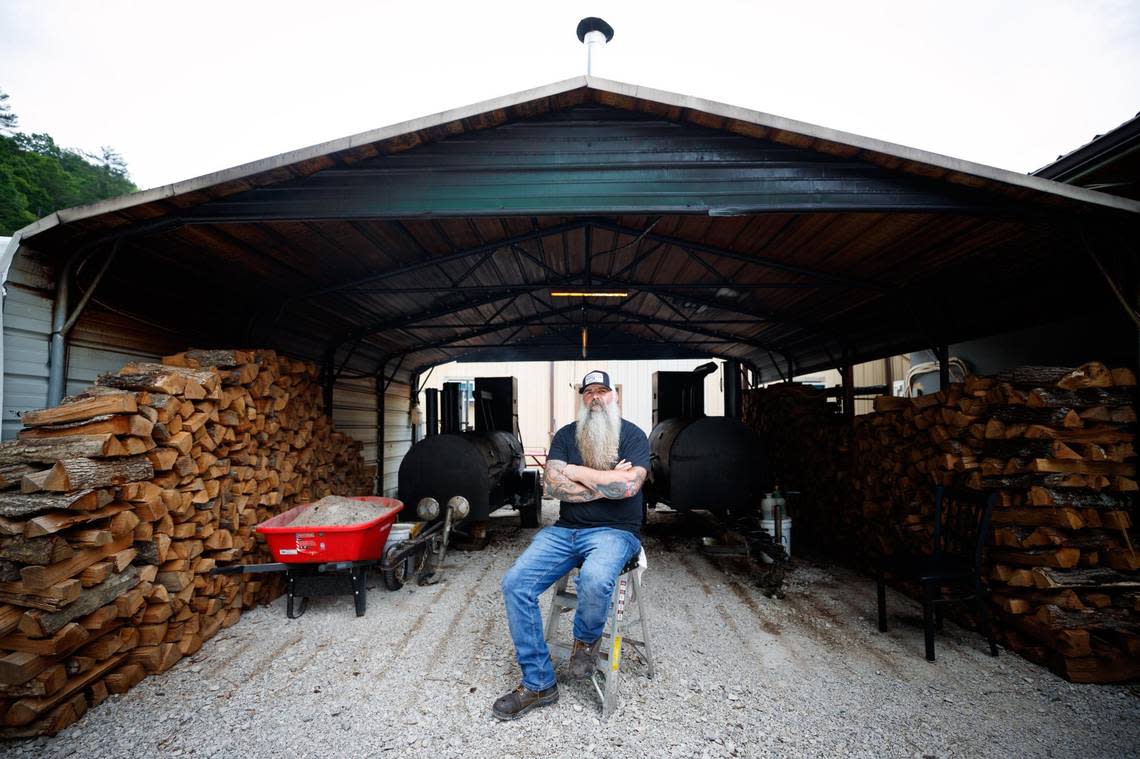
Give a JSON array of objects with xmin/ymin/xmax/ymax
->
[{"xmin": 382, "ymin": 543, "xmax": 412, "ymax": 591}]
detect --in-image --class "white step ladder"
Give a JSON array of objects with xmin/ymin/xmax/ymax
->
[{"xmin": 543, "ymin": 548, "xmax": 655, "ymax": 718}]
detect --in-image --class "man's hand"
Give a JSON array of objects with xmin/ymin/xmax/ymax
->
[
  {"xmin": 563, "ymin": 461, "xmax": 647, "ymax": 500},
  {"xmin": 543, "ymin": 459, "xmax": 602, "ymax": 502}
]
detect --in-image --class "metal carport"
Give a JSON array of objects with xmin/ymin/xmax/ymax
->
[{"xmin": 3, "ymin": 76, "xmax": 1138, "ymax": 494}]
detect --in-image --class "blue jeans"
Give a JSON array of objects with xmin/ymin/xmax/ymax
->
[{"xmin": 501, "ymin": 526, "xmax": 640, "ymax": 692}]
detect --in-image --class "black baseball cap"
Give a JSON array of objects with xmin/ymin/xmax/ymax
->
[{"xmin": 579, "ymin": 370, "xmax": 613, "ymax": 393}]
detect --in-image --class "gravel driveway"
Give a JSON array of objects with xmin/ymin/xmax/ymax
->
[{"xmin": 8, "ymin": 502, "xmax": 1138, "ymax": 759}]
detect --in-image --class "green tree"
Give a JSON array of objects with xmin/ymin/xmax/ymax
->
[
  {"xmin": 0, "ymin": 88, "xmax": 138, "ymax": 235},
  {"xmin": 0, "ymin": 90, "xmax": 16, "ymax": 132}
]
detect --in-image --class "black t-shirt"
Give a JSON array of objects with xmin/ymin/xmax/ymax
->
[{"xmin": 548, "ymin": 419, "xmax": 651, "ymax": 536}]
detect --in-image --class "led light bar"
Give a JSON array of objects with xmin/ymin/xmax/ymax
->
[{"xmin": 549, "ymin": 291, "xmax": 629, "ymax": 298}]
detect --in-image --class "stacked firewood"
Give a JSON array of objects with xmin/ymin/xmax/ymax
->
[
  {"xmin": 741, "ymin": 383, "xmax": 852, "ymax": 555},
  {"xmin": 0, "ymin": 349, "xmax": 373, "ymax": 736},
  {"xmin": 851, "ymin": 362, "xmax": 1138, "ymax": 683},
  {"xmin": 850, "ymin": 391, "xmax": 958, "ymax": 565}
]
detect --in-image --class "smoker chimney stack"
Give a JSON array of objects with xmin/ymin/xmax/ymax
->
[{"xmin": 576, "ymin": 17, "xmax": 614, "ymax": 76}]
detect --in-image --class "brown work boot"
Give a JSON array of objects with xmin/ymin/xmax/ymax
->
[
  {"xmin": 491, "ymin": 683, "xmax": 559, "ymax": 721},
  {"xmin": 568, "ymin": 638, "xmax": 602, "ymax": 678}
]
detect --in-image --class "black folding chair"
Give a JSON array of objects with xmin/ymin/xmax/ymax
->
[{"xmin": 875, "ymin": 486, "xmax": 999, "ymax": 661}]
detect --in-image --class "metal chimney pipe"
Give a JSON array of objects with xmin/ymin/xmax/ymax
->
[
  {"xmin": 576, "ymin": 17, "xmax": 614, "ymax": 76},
  {"xmin": 440, "ymin": 383, "xmax": 461, "ymax": 434},
  {"xmin": 425, "ymin": 388, "xmax": 440, "ymax": 437},
  {"xmin": 724, "ymin": 360, "xmax": 741, "ymax": 419}
]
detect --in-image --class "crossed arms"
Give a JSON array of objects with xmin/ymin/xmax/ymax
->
[{"xmin": 543, "ymin": 459, "xmax": 648, "ymax": 502}]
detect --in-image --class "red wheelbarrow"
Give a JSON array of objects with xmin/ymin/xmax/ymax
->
[
  {"xmin": 211, "ymin": 496, "xmax": 401, "ymax": 619},
  {"xmin": 210, "ymin": 494, "xmax": 469, "ymax": 618}
]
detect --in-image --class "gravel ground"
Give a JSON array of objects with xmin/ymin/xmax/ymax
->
[{"xmin": 8, "ymin": 501, "xmax": 1139, "ymax": 759}]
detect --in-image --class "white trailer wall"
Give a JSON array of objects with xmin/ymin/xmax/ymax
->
[{"xmin": 419, "ymin": 358, "xmax": 726, "ymax": 454}]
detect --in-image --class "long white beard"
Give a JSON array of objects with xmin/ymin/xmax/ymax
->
[{"xmin": 575, "ymin": 397, "xmax": 622, "ymax": 470}]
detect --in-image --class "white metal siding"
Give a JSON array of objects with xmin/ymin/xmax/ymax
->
[
  {"xmin": 383, "ymin": 381, "xmax": 412, "ymax": 497},
  {"xmin": 331, "ymin": 375, "xmax": 379, "ymax": 475},
  {"xmin": 1, "ymin": 247, "xmax": 201, "ymax": 439},
  {"xmin": 1, "ymin": 276, "xmax": 172, "ymax": 439}
]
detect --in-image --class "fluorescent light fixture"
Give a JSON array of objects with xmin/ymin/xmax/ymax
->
[{"xmin": 549, "ymin": 291, "xmax": 629, "ymax": 298}]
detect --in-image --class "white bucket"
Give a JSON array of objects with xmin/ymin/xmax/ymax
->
[{"xmin": 760, "ymin": 517, "xmax": 793, "ymax": 557}]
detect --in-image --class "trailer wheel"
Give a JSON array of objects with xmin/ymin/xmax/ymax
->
[{"xmin": 382, "ymin": 544, "xmax": 410, "ymax": 591}]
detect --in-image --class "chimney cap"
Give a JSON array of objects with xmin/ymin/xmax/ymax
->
[{"xmin": 576, "ymin": 17, "xmax": 614, "ymax": 43}]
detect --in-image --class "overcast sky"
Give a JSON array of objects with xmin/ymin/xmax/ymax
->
[{"xmin": 2, "ymin": 1, "xmax": 1138, "ymax": 192}]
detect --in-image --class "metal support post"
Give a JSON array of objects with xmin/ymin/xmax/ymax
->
[
  {"xmin": 840, "ymin": 363, "xmax": 855, "ymax": 419},
  {"xmin": 936, "ymin": 344, "xmax": 950, "ymax": 392},
  {"xmin": 374, "ymin": 361, "xmax": 387, "ymax": 496}
]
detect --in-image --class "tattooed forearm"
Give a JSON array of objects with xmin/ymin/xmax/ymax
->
[
  {"xmin": 594, "ymin": 467, "xmax": 647, "ymax": 499},
  {"xmin": 544, "ymin": 459, "xmax": 601, "ymax": 502}
]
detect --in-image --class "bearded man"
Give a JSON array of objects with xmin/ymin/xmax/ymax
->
[{"xmin": 492, "ymin": 370, "xmax": 650, "ymax": 721}]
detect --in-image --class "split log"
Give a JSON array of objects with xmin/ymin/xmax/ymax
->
[
  {"xmin": 1028, "ymin": 459, "xmax": 1135, "ymax": 477},
  {"xmin": 989, "ymin": 547, "xmax": 1081, "ymax": 569},
  {"xmin": 995, "ymin": 363, "xmax": 1113, "ymax": 390},
  {"xmin": 1024, "ymin": 425, "xmax": 1135, "ymax": 444},
  {"xmin": 982, "ymin": 439, "xmax": 1082, "ymax": 460},
  {"xmin": 0, "ymin": 623, "xmax": 89, "ymax": 657},
  {"xmin": 0, "ymin": 579, "xmax": 81, "ymax": 612},
  {"xmin": 166, "ymin": 349, "xmax": 254, "ymax": 368},
  {"xmin": 18, "ymin": 535, "xmax": 133, "ymax": 590},
  {"xmin": 0, "ymin": 489, "xmax": 114, "ymax": 520},
  {"xmin": 1027, "ymin": 387, "xmax": 1136, "ymax": 409},
  {"xmin": 1052, "ymin": 649, "xmax": 1140, "ymax": 684},
  {"xmin": 0, "ymin": 605, "xmax": 22, "ymax": 636},
  {"xmin": 1035, "ymin": 604, "xmax": 1139, "ymax": 635},
  {"xmin": 990, "ymin": 407, "xmax": 1082, "ymax": 428},
  {"xmin": 1012, "ymin": 613, "xmax": 1090, "ymax": 657},
  {"xmin": 19, "ymin": 393, "xmax": 137, "ymax": 428},
  {"xmin": 1032, "ymin": 567, "xmax": 1140, "ymax": 589},
  {"xmin": 17, "ymin": 567, "xmax": 140, "ymax": 637},
  {"xmin": 0, "ymin": 691, "xmax": 89, "ymax": 737},
  {"xmin": 17, "ymin": 414, "xmax": 151, "ymax": 441},
  {"xmin": 18, "ymin": 470, "xmax": 51, "ymax": 494},
  {"xmin": 1105, "ymin": 549, "xmax": 1140, "ymax": 572},
  {"xmin": 0, "ymin": 464, "xmax": 38, "ymax": 490},
  {"xmin": 0, "ymin": 664, "xmax": 66, "ymax": 698},
  {"xmin": 1055, "ymin": 362, "xmax": 1114, "ymax": 390},
  {"xmin": 2, "ymin": 653, "xmax": 125, "ymax": 726},
  {"xmin": 41, "ymin": 457, "xmax": 154, "ymax": 492},
  {"xmin": 990, "ymin": 508, "xmax": 1085, "ymax": 530},
  {"xmin": 0, "ymin": 435, "xmax": 128, "ymax": 465},
  {"xmin": 0, "ymin": 651, "xmax": 50, "ymax": 687},
  {"xmin": 1028, "ymin": 487, "xmax": 1132, "ymax": 509},
  {"xmin": 0, "ymin": 535, "xmax": 73, "ymax": 565},
  {"xmin": 23, "ymin": 501, "xmax": 134, "ymax": 538},
  {"xmin": 98, "ymin": 363, "xmax": 219, "ymax": 398}
]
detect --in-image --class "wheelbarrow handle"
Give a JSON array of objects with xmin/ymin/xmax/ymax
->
[{"xmin": 210, "ymin": 562, "xmax": 290, "ymax": 576}]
